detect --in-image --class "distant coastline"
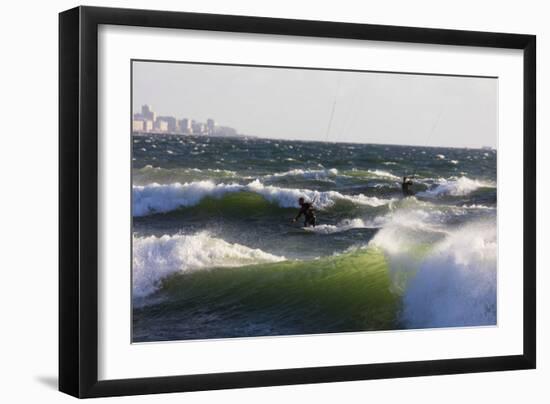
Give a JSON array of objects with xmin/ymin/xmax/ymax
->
[{"xmin": 132, "ymin": 131, "xmax": 257, "ymax": 140}]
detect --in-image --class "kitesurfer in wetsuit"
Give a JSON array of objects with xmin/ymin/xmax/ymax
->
[
  {"xmin": 402, "ymin": 176, "xmax": 414, "ymax": 197},
  {"xmin": 292, "ymin": 197, "xmax": 316, "ymax": 227}
]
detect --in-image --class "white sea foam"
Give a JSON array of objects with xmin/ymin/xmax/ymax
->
[
  {"xmin": 460, "ymin": 204, "xmax": 495, "ymax": 210},
  {"xmin": 133, "ymin": 181, "xmax": 243, "ymax": 216},
  {"xmin": 418, "ymin": 176, "xmax": 495, "ymax": 197},
  {"xmin": 369, "ymin": 209, "xmax": 449, "ymax": 256},
  {"xmin": 266, "ymin": 168, "xmax": 339, "ymax": 180},
  {"xmin": 369, "ymin": 209, "xmax": 496, "ymax": 328},
  {"xmin": 133, "ymin": 232, "xmax": 285, "ymax": 298},
  {"xmin": 367, "ymin": 169, "xmax": 400, "ymax": 180},
  {"xmin": 133, "ymin": 179, "xmax": 393, "ymax": 216},
  {"xmin": 247, "ymin": 180, "xmax": 392, "ymax": 209},
  {"xmin": 305, "ymin": 217, "xmax": 387, "ymax": 234},
  {"xmin": 402, "ymin": 222, "xmax": 497, "ymax": 327}
]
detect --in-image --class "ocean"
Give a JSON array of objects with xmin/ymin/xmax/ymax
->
[{"xmin": 131, "ymin": 134, "xmax": 497, "ymax": 342}]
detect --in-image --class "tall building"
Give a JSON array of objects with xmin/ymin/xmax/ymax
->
[
  {"xmin": 206, "ymin": 118, "xmax": 215, "ymax": 135},
  {"xmin": 140, "ymin": 105, "xmax": 155, "ymax": 122},
  {"xmin": 132, "ymin": 120, "xmax": 145, "ymax": 132},
  {"xmin": 143, "ymin": 120, "xmax": 153, "ymax": 132},
  {"xmin": 178, "ymin": 118, "xmax": 192, "ymax": 134},
  {"xmin": 154, "ymin": 120, "xmax": 168, "ymax": 132},
  {"xmin": 192, "ymin": 121, "xmax": 206, "ymax": 135},
  {"xmin": 157, "ymin": 116, "xmax": 177, "ymax": 132},
  {"xmin": 133, "ymin": 105, "xmax": 156, "ymax": 133}
]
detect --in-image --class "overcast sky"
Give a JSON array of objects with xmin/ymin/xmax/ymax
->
[{"xmin": 133, "ymin": 60, "xmax": 497, "ymax": 148}]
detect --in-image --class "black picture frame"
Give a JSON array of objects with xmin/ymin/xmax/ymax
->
[{"xmin": 59, "ymin": 6, "xmax": 536, "ymax": 398}]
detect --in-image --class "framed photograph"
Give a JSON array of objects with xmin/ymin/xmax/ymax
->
[{"xmin": 59, "ymin": 6, "xmax": 536, "ymax": 398}]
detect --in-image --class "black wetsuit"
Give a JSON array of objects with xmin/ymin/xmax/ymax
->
[
  {"xmin": 295, "ymin": 202, "xmax": 316, "ymax": 227},
  {"xmin": 402, "ymin": 178, "xmax": 414, "ymax": 196}
]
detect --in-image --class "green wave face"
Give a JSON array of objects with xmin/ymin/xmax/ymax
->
[
  {"xmin": 132, "ymin": 190, "xmax": 388, "ymax": 223},
  {"xmin": 133, "ymin": 247, "xmax": 401, "ymax": 341},
  {"xmin": 184, "ymin": 192, "xmax": 291, "ymax": 219}
]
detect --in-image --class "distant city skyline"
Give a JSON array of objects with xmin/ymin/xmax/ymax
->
[
  {"xmin": 132, "ymin": 61, "xmax": 498, "ymax": 148},
  {"xmin": 132, "ymin": 104, "xmax": 238, "ymax": 137}
]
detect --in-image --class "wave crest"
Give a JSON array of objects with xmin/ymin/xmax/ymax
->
[
  {"xmin": 369, "ymin": 209, "xmax": 496, "ymax": 328},
  {"xmin": 402, "ymin": 222, "xmax": 497, "ymax": 327},
  {"xmin": 133, "ymin": 179, "xmax": 393, "ymax": 216},
  {"xmin": 344, "ymin": 169, "xmax": 400, "ymax": 181},
  {"xmin": 133, "ymin": 181, "xmax": 243, "ymax": 216},
  {"xmin": 133, "ymin": 232, "xmax": 284, "ymax": 298},
  {"xmin": 266, "ymin": 168, "xmax": 339, "ymax": 180},
  {"xmin": 419, "ymin": 176, "xmax": 495, "ymax": 197}
]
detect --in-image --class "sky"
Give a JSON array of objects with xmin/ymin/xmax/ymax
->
[{"xmin": 132, "ymin": 60, "xmax": 497, "ymax": 148}]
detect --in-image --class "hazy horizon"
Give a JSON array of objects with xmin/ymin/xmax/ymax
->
[{"xmin": 133, "ymin": 61, "xmax": 498, "ymax": 149}]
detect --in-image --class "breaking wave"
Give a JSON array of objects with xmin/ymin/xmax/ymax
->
[
  {"xmin": 133, "ymin": 232, "xmax": 284, "ymax": 298},
  {"xmin": 418, "ymin": 176, "xmax": 495, "ymax": 197},
  {"xmin": 369, "ymin": 209, "xmax": 497, "ymax": 328},
  {"xmin": 133, "ymin": 179, "xmax": 393, "ymax": 216},
  {"xmin": 401, "ymin": 222, "xmax": 497, "ymax": 327}
]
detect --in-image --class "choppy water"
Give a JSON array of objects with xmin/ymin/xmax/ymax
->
[{"xmin": 132, "ymin": 134, "xmax": 497, "ymax": 342}]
